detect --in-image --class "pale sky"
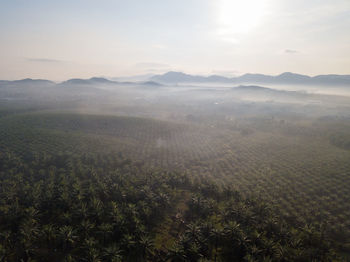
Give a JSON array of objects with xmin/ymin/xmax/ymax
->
[{"xmin": 0, "ymin": 0, "xmax": 349, "ymax": 80}]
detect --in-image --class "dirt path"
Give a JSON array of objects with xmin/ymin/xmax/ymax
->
[{"xmin": 154, "ymin": 189, "xmax": 191, "ymax": 250}]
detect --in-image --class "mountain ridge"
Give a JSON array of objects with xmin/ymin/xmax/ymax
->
[
  {"xmin": 1, "ymin": 73, "xmax": 350, "ymax": 86},
  {"xmin": 151, "ymin": 71, "xmax": 350, "ymax": 85}
]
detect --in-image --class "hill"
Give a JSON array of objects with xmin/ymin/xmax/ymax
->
[
  {"xmin": 0, "ymin": 78, "xmax": 55, "ymax": 86},
  {"xmin": 151, "ymin": 71, "xmax": 350, "ymax": 86},
  {"xmin": 61, "ymin": 77, "xmax": 118, "ymax": 85}
]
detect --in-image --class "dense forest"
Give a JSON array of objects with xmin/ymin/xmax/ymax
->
[{"xmin": 0, "ymin": 151, "xmax": 341, "ymax": 261}]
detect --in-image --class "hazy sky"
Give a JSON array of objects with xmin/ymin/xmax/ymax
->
[{"xmin": 1, "ymin": 0, "xmax": 349, "ymax": 80}]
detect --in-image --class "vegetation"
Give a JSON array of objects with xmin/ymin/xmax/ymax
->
[
  {"xmin": 0, "ymin": 151, "xmax": 341, "ymax": 261},
  {"xmin": 1, "ymin": 112, "xmax": 350, "ymax": 240},
  {"xmin": 0, "ymin": 104, "xmax": 349, "ymax": 260}
]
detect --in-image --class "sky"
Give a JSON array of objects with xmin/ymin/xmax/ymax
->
[{"xmin": 0, "ymin": 0, "xmax": 349, "ymax": 80}]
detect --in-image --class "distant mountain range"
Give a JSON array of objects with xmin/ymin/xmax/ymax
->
[
  {"xmin": 1, "ymin": 72, "xmax": 350, "ymax": 86},
  {"xmin": 0, "ymin": 77, "xmax": 162, "ymax": 87},
  {"xmin": 60, "ymin": 77, "xmax": 162, "ymax": 87},
  {"xmin": 61, "ymin": 77, "xmax": 118, "ymax": 85},
  {"xmin": 151, "ymin": 71, "xmax": 350, "ymax": 86},
  {"xmin": 0, "ymin": 78, "xmax": 55, "ymax": 86}
]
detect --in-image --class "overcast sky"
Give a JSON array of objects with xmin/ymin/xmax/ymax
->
[{"xmin": 1, "ymin": 0, "xmax": 349, "ymax": 80}]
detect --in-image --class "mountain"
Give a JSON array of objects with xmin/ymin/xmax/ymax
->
[
  {"xmin": 206, "ymin": 75, "xmax": 232, "ymax": 82},
  {"xmin": 236, "ymin": 74, "xmax": 274, "ymax": 83},
  {"xmin": 0, "ymin": 78, "xmax": 55, "ymax": 86},
  {"xmin": 275, "ymin": 72, "xmax": 311, "ymax": 84},
  {"xmin": 151, "ymin": 71, "xmax": 207, "ymax": 83},
  {"xmin": 232, "ymin": 85, "xmax": 302, "ymax": 95},
  {"xmin": 150, "ymin": 72, "xmax": 279, "ymax": 84},
  {"xmin": 89, "ymin": 77, "xmax": 116, "ymax": 84},
  {"xmin": 61, "ymin": 77, "xmax": 117, "ymax": 85},
  {"xmin": 151, "ymin": 72, "xmax": 350, "ymax": 86},
  {"xmin": 141, "ymin": 81, "xmax": 162, "ymax": 86},
  {"xmin": 61, "ymin": 79, "xmax": 91, "ymax": 85},
  {"xmin": 230, "ymin": 85, "xmax": 311, "ymax": 101},
  {"xmin": 312, "ymin": 74, "xmax": 350, "ymax": 85},
  {"xmin": 2, "ymin": 73, "xmax": 350, "ymax": 87},
  {"xmin": 232, "ymin": 85, "xmax": 272, "ymax": 91}
]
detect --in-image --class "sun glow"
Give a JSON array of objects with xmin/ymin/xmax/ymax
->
[{"xmin": 216, "ymin": 0, "xmax": 268, "ymax": 41}]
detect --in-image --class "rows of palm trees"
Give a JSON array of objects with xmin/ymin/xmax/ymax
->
[
  {"xmin": 0, "ymin": 151, "xmax": 342, "ymax": 261},
  {"xmin": 166, "ymin": 192, "xmax": 338, "ymax": 261},
  {"xmin": 2, "ymin": 111, "xmax": 350, "ymax": 243}
]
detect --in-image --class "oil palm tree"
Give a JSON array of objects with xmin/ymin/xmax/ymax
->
[
  {"xmin": 84, "ymin": 248, "xmax": 102, "ymax": 262},
  {"xmin": 41, "ymin": 224, "xmax": 57, "ymax": 248},
  {"xmin": 166, "ymin": 242, "xmax": 188, "ymax": 262},
  {"xmin": 137, "ymin": 234, "xmax": 154, "ymax": 261},
  {"xmin": 80, "ymin": 220, "xmax": 95, "ymax": 239},
  {"xmin": 59, "ymin": 225, "xmax": 77, "ymax": 252},
  {"xmin": 209, "ymin": 227, "xmax": 223, "ymax": 262},
  {"xmin": 185, "ymin": 223, "xmax": 201, "ymax": 244},
  {"xmin": 103, "ymin": 244, "xmax": 123, "ymax": 262}
]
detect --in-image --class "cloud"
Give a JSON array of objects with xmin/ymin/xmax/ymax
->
[
  {"xmin": 26, "ymin": 58, "xmax": 64, "ymax": 63},
  {"xmin": 284, "ymin": 49, "xmax": 298, "ymax": 54}
]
